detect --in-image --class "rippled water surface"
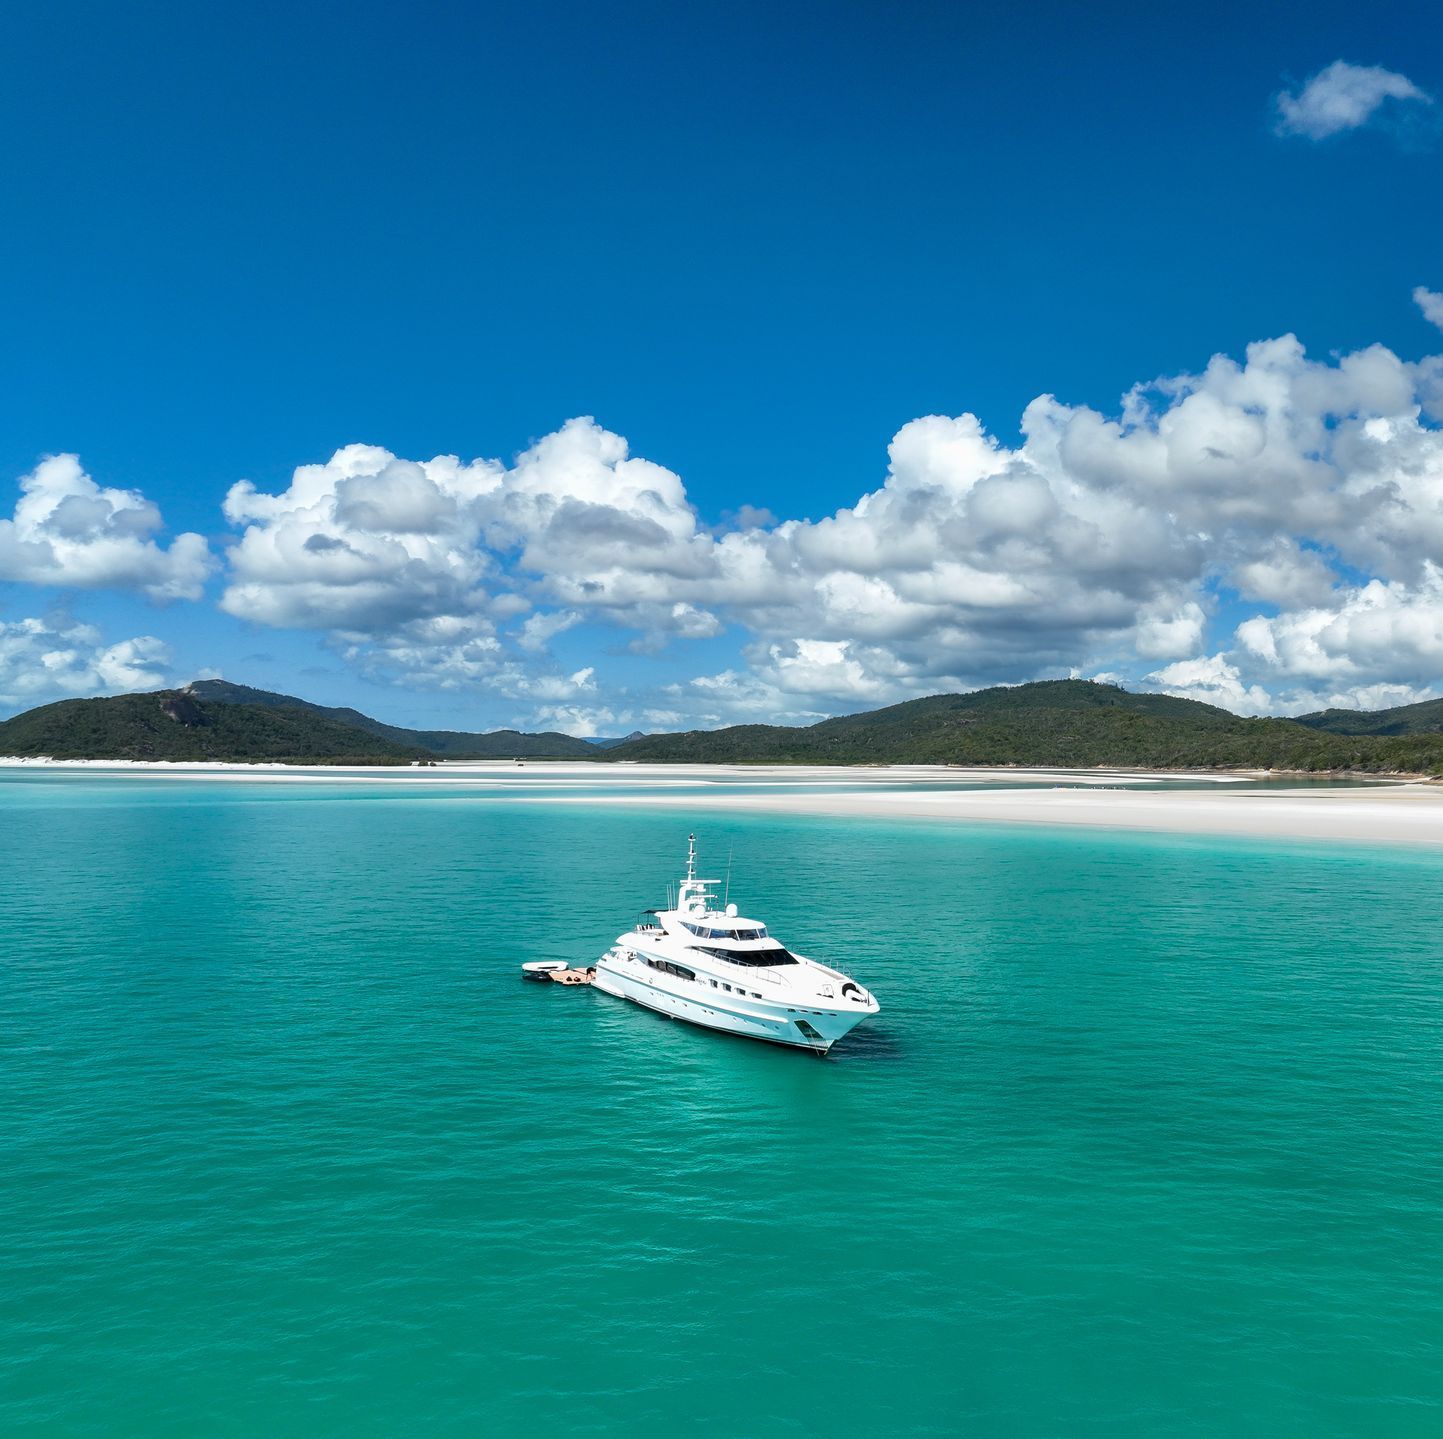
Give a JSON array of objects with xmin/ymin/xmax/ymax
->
[{"xmin": 3, "ymin": 775, "xmax": 1441, "ymax": 1436}]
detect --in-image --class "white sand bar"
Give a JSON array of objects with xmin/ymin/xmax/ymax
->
[
  {"xmin": 2, "ymin": 758, "xmax": 1441, "ymax": 847},
  {"xmin": 558, "ymin": 781, "xmax": 1443, "ymax": 848}
]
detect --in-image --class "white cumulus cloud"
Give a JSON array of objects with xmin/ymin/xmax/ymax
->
[
  {"xmin": 1274, "ymin": 60, "xmax": 1430, "ymax": 140},
  {"xmin": 515, "ymin": 609, "xmax": 582, "ymax": 652},
  {"xmin": 221, "ymin": 443, "xmax": 502, "ymax": 631},
  {"xmin": 1144, "ymin": 654, "xmax": 1272, "ymax": 715},
  {"xmin": 221, "ymin": 420, "xmax": 715, "ymax": 636},
  {"xmin": 0, "ymin": 616, "xmax": 171, "ymax": 709},
  {"xmin": 214, "ymin": 310, "xmax": 1443, "ymax": 729},
  {"xmin": 530, "ymin": 703, "xmax": 620, "ymax": 738},
  {"xmin": 1135, "ymin": 602, "xmax": 1208, "ymax": 661},
  {"xmin": 0, "ymin": 455, "xmax": 213, "ymax": 600},
  {"xmin": 1236, "ymin": 566, "xmax": 1443, "ymax": 687},
  {"xmin": 1415, "ymin": 286, "xmax": 1443, "ymax": 331},
  {"xmin": 677, "ymin": 333, "xmax": 1443, "ymax": 718}
]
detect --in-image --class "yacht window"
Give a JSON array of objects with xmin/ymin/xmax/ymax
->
[
  {"xmin": 646, "ymin": 958, "xmax": 696, "ymax": 982},
  {"xmin": 688, "ymin": 944, "xmax": 798, "ymax": 967},
  {"xmin": 679, "ymin": 923, "xmax": 768, "ymax": 940}
]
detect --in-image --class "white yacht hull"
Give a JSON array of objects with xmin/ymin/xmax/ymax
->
[
  {"xmin": 585, "ymin": 833, "xmax": 879, "ymax": 1055},
  {"xmin": 594, "ymin": 950, "xmax": 872, "ymax": 1053}
]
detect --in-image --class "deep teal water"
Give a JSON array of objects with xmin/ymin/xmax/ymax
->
[{"xmin": 2, "ymin": 776, "xmax": 1441, "ymax": 1436}]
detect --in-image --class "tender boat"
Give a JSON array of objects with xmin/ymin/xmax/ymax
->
[
  {"xmin": 593, "ymin": 835, "xmax": 880, "ymax": 1054},
  {"xmin": 521, "ymin": 960, "xmax": 569, "ymax": 981}
]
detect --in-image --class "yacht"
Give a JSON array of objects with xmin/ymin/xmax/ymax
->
[{"xmin": 593, "ymin": 835, "xmax": 880, "ymax": 1054}]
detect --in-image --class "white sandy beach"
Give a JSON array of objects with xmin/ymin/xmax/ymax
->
[
  {"xmin": 3, "ymin": 757, "xmax": 1442, "ymax": 847},
  {"xmin": 567, "ymin": 779, "xmax": 1443, "ymax": 848}
]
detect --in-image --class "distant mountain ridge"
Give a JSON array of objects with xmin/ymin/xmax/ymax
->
[
  {"xmin": 604, "ymin": 679, "xmax": 1443, "ymax": 774},
  {"xmin": 0, "ymin": 681, "xmax": 601, "ymax": 763},
  {"xmin": 1295, "ymin": 695, "xmax": 1443, "ymax": 737},
  {"xmin": 0, "ymin": 690, "xmax": 426, "ymax": 763},
  {"xmin": 590, "ymin": 730, "xmax": 647, "ymax": 750},
  {"xmin": 2, "ymin": 675, "xmax": 1442, "ymax": 772},
  {"xmin": 183, "ymin": 681, "xmax": 599, "ymax": 758}
]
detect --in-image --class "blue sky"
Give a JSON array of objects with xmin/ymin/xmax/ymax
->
[{"xmin": 2, "ymin": 1, "xmax": 1442, "ymax": 731}]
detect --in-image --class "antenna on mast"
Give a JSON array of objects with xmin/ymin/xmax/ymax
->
[
  {"xmin": 724, "ymin": 843, "xmax": 734, "ymax": 908},
  {"xmin": 686, "ymin": 833, "xmax": 696, "ymax": 883}
]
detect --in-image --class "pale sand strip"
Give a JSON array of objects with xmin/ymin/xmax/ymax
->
[
  {"xmin": 0, "ymin": 758, "xmax": 1259, "ymax": 784},
  {"xmin": 527, "ymin": 782, "xmax": 1443, "ymax": 848},
  {"xmin": 1, "ymin": 757, "xmax": 1440, "ymax": 846}
]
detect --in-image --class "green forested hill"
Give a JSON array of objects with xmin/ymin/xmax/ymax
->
[
  {"xmin": 185, "ymin": 680, "xmax": 598, "ymax": 758},
  {"xmin": 1296, "ymin": 695, "xmax": 1443, "ymax": 737},
  {"xmin": 0, "ymin": 691, "xmax": 426, "ymax": 762},
  {"xmin": 9, "ymin": 676, "xmax": 1443, "ymax": 772},
  {"xmin": 607, "ymin": 680, "xmax": 1443, "ymax": 773}
]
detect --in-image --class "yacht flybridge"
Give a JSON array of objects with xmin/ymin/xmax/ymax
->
[{"xmin": 593, "ymin": 835, "xmax": 880, "ymax": 1054}]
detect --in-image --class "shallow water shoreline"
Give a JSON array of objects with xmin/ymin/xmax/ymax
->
[
  {"xmin": 2, "ymin": 757, "xmax": 1440, "ymax": 847},
  {"xmin": 548, "ymin": 783, "xmax": 1443, "ymax": 847}
]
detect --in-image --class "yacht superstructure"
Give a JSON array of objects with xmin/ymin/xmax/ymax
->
[{"xmin": 593, "ymin": 835, "xmax": 879, "ymax": 1054}]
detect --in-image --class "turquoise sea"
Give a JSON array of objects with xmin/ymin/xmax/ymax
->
[{"xmin": 3, "ymin": 773, "xmax": 1441, "ymax": 1437}]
